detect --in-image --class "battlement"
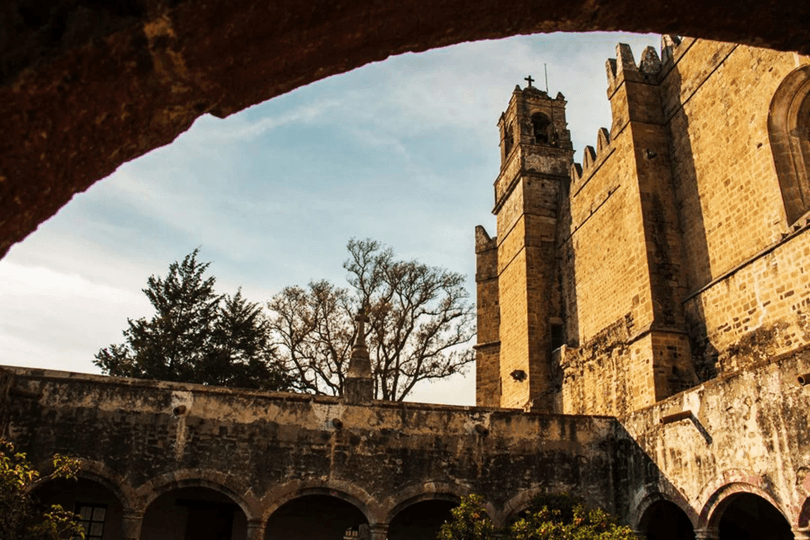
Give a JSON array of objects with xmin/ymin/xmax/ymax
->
[
  {"xmin": 570, "ymin": 127, "xmax": 613, "ymax": 190},
  {"xmin": 606, "ymin": 37, "xmax": 685, "ymax": 96}
]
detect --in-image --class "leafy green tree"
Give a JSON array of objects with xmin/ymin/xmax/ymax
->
[
  {"xmin": 268, "ymin": 238, "xmax": 475, "ymax": 401},
  {"xmin": 437, "ymin": 494, "xmax": 494, "ymax": 540},
  {"xmin": 0, "ymin": 440, "xmax": 85, "ymax": 540},
  {"xmin": 438, "ymin": 494, "xmax": 636, "ymax": 540},
  {"xmin": 95, "ymin": 250, "xmax": 291, "ymax": 391}
]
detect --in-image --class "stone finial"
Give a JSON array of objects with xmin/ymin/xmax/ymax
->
[{"xmin": 345, "ymin": 307, "xmax": 374, "ymax": 402}]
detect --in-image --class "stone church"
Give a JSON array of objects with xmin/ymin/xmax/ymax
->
[{"xmin": 2, "ymin": 36, "xmax": 810, "ymax": 540}]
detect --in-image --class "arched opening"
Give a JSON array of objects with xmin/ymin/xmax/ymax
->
[
  {"xmin": 265, "ymin": 495, "xmax": 368, "ymax": 540},
  {"xmin": 142, "ymin": 486, "xmax": 248, "ymax": 540},
  {"xmin": 531, "ymin": 113, "xmax": 551, "ymax": 145},
  {"xmin": 637, "ymin": 500, "xmax": 695, "ymax": 540},
  {"xmin": 769, "ymin": 65, "xmax": 810, "ymax": 224},
  {"xmin": 504, "ymin": 122, "xmax": 515, "ymax": 158},
  {"xmin": 713, "ymin": 493, "xmax": 792, "ymax": 540},
  {"xmin": 33, "ymin": 477, "xmax": 125, "ymax": 540},
  {"xmin": 388, "ymin": 499, "xmax": 458, "ymax": 540}
]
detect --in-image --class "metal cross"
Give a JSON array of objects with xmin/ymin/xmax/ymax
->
[{"xmin": 524, "ymin": 75, "xmax": 535, "ymax": 88}]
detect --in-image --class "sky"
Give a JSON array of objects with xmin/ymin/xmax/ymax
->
[{"xmin": 0, "ymin": 32, "xmax": 659, "ymax": 406}]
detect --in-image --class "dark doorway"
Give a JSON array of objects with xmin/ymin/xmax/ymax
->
[
  {"xmin": 388, "ymin": 499, "xmax": 458, "ymax": 540},
  {"xmin": 717, "ymin": 493, "xmax": 792, "ymax": 540},
  {"xmin": 638, "ymin": 500, "xmax": 695, "ymax": 540},
  {"xmin": 142, "ymin": 486, "xmax": 247, "ymax": 540},
  {"xmin": 265, "ymin": 495, "xmax": 367, "ymax": 540}
]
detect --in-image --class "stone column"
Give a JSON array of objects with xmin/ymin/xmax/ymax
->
[
  {"xmin": 121, "ymin": 510, "xmax": 143, "ymax": 540},
  {"xmin": 793, "ymin": 528, "xmax": 810, "ymax": 540},
  {"xmin": 344, "ymin": 309, "xmax": 374, "ymax": 403},
  {"xmin": 694, "ymin": 528, "xmax": 720, "ymax": 540},
  {"xmin": 366, "ymin": 523, "xmax": 389, "ymax": 540},
  {"xmin": 246, "ymin": 520, "xmax": 265, "ymax": 540},
  {"xmin": 631, "ymin": 530, "xmax": 648, "ymax": 539}
]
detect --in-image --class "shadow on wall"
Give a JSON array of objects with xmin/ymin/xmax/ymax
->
[
  {"xmin": 662, "ymin": 41, "xmax": 719, "ymax": 383},
  {"xmin": 611, "ymin": 421, "xmax": 698, "ymax": 538}
]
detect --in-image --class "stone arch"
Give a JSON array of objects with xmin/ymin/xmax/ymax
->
[
  {"xmin": 635, "ymin": 495, "xmax": 697, "ymax": 540},
  {"xmin": 769, "ymin": 64, "xmax": 810, "ymax": 224},
  {"xmin": 500, "ymin": 487, "xmax": 603, "ymax": 529},
  {"xmin": 261, "ymin": 481, "xmax": 378, "ymax": 525},
  {"xmin": 698, "ymin": 481, "xmax": 790, "ymax": 530},
  {"xmin": 381, "ymin": 482, "xmax": 467, "ymax": 524},
  {"xmin": 31, "ymin": 460, "xmax": 132, "ymax": 540},
  {"xmin": 136, "ymin": 469, "xmax": 261, "ymax": 520},
  {"xmin": 31, "ymin": 458, "xmax": 137, "ymax": 513},
  {"xmin": 627, "ymin": 484, "xmax": 698, "ymax": 531},
  {"xmin": 385, "ymin": 489, "xmax": 462, "ymax": 540}
]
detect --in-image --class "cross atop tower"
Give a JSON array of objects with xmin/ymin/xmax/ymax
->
[{"xmin": 524, "ymin": 75, "xmax": 535, "ymax": 88}]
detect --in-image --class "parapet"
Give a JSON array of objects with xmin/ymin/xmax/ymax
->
[{"xmin": 570, "ymin": 127, "xmax": 613, "ymax": 191}]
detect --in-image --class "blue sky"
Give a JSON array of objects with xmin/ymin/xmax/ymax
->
[{"xmin": 0, "ymin": 32, "xmax": 659, "ymax": 405}]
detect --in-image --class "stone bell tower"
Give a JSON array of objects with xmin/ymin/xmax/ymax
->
[{"xmin": 475, "ymin": 78, "xmax": 574, "ymax": 410}]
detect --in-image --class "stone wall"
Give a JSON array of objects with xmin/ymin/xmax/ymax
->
[
  {"xmin": 547, "ymin": 39, "xmax": 810, "ymax": 416},
  {"xmin": 1, "ymin": 366, "xmax": 617, "ymax": 539},
  {"xmin": 617, "ymin": 347, "xmax": 810, "ymax": 535}
]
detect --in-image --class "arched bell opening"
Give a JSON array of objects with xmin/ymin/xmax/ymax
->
[
  {"xmin": 142, "ymin": 486, "xmax": 248, "ymax": 540},
  {"xmin": 264, "ymin": 494, "xmax": 368, "ymax": 540},
  {"xmin": 531, "ymin": 113, "xmax": 552, "ymax": 145}
]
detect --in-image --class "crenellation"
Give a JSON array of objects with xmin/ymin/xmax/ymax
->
[
  {"xmin": 596, "ymin": 127, "xmax": 611, "ymax": 153},
  {"xmin": 570, "ymin": 162, "xmax": 583, "ymax": 183},
  {"xmin": 639, "ymin": 46, "xmax": 662, "ymax": 78},
  {"xmin": 659, "ymin": 34, "xmax": 682, "ymax": 66},
  {"xmin": 582, "ymin": 145, "xmax": 597, "ymax": 172}
]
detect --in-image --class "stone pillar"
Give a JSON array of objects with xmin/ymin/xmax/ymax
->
[
  {"xmin": 631, "ymin": 530, "xmax": 648, "ymax": 540},
  {"xmin": 246, "ymin": 520, "xmax": 265, "ymax": 540},
  {"xmin": 793, "ymin": 528, "xmax": 810, "ymax": 540},
  {"xmin": 694, "ymin": 528, "xmax": 719, "ymax": 540},
  {"xmin": 344, "ymin": 309, "xmax": 374, "ymax": 403},
  {"xmin": 365, "ymin": 523, "xmax": 389, "ymax": 540},
  {"xmin": 121, "ymin": 510, "xmax": 143, "ymax": 540}
]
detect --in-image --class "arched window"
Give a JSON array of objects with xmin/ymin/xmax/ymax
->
[
  {"xmin": 531, "ymin": 113, "xmax": 551, "ymax": 144},
  {"xmin": 504, "ymin": 122, "xmax": 514, "ymax": 157},
  {"xmin": 769, "ymin": 65, "xmax": 810, "ymax": 224}
]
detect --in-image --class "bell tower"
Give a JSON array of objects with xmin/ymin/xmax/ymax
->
[{"xmin": 475, "ymin": 79, "xmax": 574, "ymax": 410}]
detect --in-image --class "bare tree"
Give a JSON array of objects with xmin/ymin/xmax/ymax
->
[{"xmin": 268, "ymin": 239, "xmax": 475, "ymax": 401}]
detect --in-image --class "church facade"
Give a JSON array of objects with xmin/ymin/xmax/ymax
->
[
  {"xmin": 2, "ymin": 36, "xmax": 810, "ymax": 540},
  {"xmin": 476, "ymin": 36, "xmax": 810, "ymax": 416}
]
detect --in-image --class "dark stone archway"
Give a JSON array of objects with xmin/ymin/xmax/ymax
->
[
  {"xmin": 638, "ymin": 500, "xmax": 695, "ymax": 540},
  {"xmin": 714, "ymin": 493, "xmax": 792, "ymax": 540},
  {"xmin": 387, "ymin": 499, "xmax": 458, "ymax": 540},
  {"xmin": 33, "ymin": 477, "xmax": 125, "ymax": 540},
  {"xmin": 2, "ymin": 0, "xmax": 810, "ymax": 257},
  {"xmin": 264, "ymin": 495, "xmax": 368, "ymax": 540},
  {"xmin": 142, "ymin": 486, "xmax": 249, "ymax": 540}
]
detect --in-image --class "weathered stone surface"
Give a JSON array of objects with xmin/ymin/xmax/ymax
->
[
  {"xmin": 1, "ymin": 366, "xmax": 618, "ymax": 527},
  {"xmin": 3, "ymin": 0, "xmax": 810, "ymax": 257}
]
